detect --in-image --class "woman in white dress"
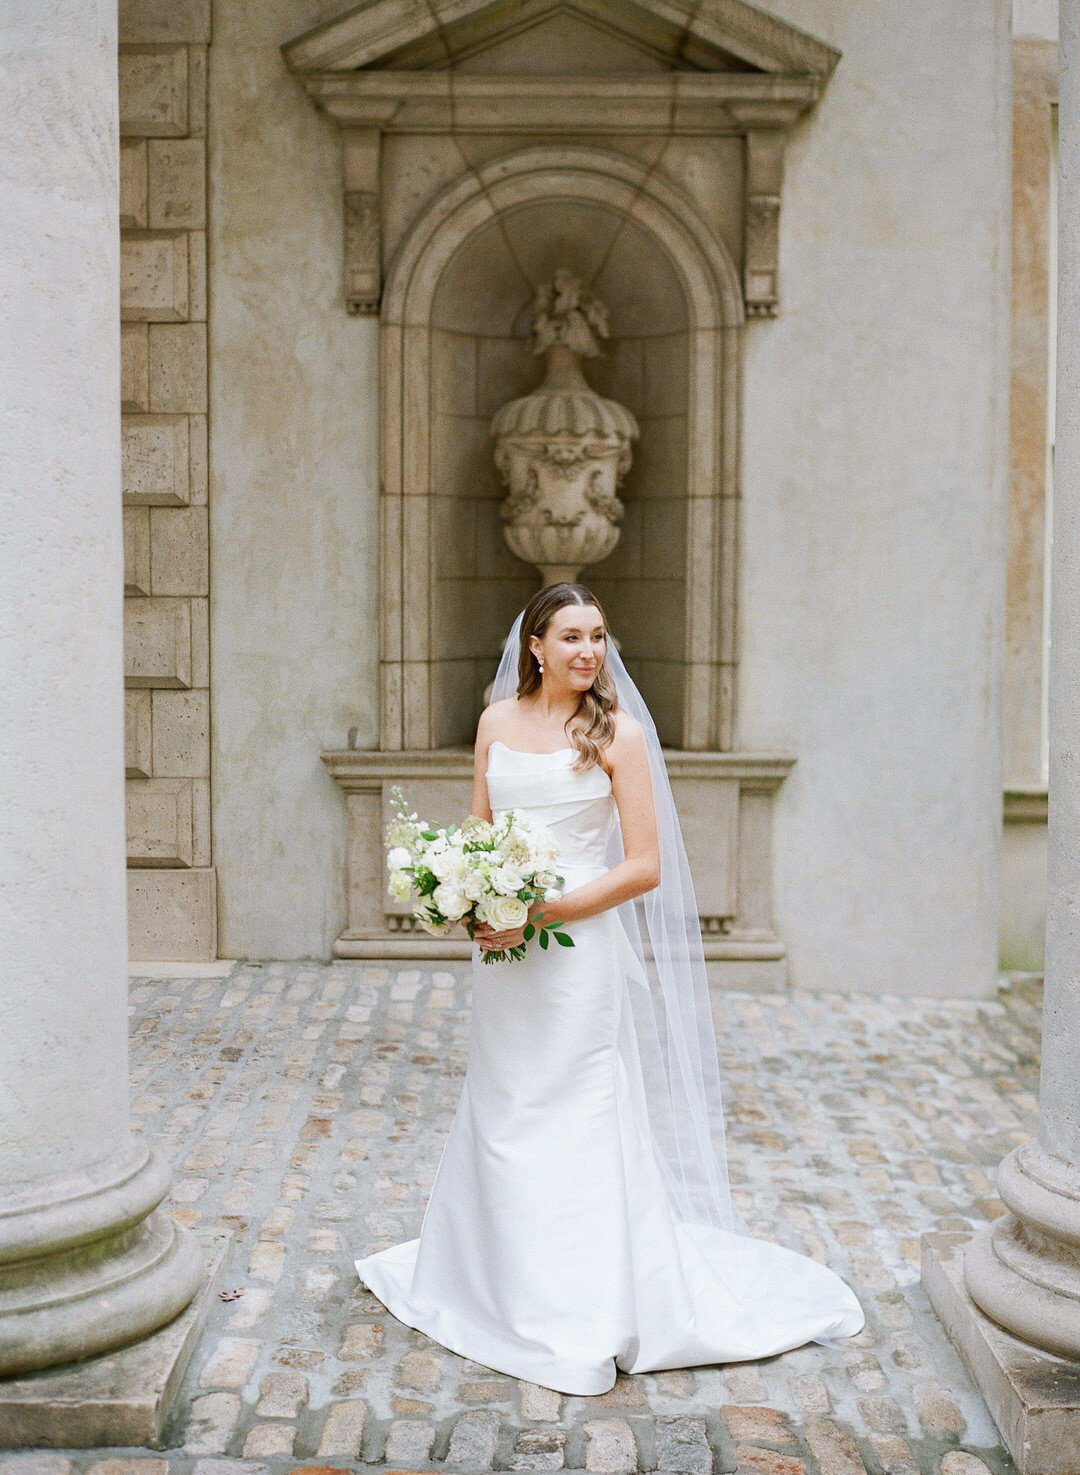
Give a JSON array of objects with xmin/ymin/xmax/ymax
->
[{"xmin": 356, "ymin": 582, "xmax": 864, "ymax": 1396}]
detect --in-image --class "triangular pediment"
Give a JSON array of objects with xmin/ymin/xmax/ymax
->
[{"xmin": 283, "ymin": 0, "xmax": 840, "ymax": 78}]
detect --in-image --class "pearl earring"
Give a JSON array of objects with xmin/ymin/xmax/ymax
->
[{"xmin": 537, "ymin": 656, "xmax": 544, "ymax": 674}]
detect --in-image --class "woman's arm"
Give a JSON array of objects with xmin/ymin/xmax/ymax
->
[
  {"xmin": 476, "ymin": 716, "xmax": 660, "ymax": 952},
  {"xmin": 468, "ymin": 706, "xmax": 496, "ymax": 824}
]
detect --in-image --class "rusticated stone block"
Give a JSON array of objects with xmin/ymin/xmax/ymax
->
[
  {"xmin": 120, "ymin": 140, "xmax": 147, "ymax": 228},
  {"xmin": 125, "ymin": 690, "xmax": 152, "ymax": 778},
  {"xmin": 152, "ymin": 688, "xmax": 209, "ymax": 777},
  {"xmin": 150, "ymin": 506, "xmax": 207, "ymax": 596},
  {"xmin": 189, "ymin": 414, "xmax": 207, "ymax": 504},
  {"xmin": 123, "ymin": 506, "xmax": 151, "ymax": 595},
  {"xmin": 119, "ymin": 46, "xmax": 187, "ymax": 136},
  {"xmin": 148, "ymin": 322, "xmax": 207, "ymax": 413},
  {"xmin": 123, "ymin": 414, "xmax": 189, "ymax": 505},
  {"xmin": 124, "ymin": 597, "xmax": 191, "ymax": 688},
  {"xmin": 120, "ymin": 0, "xmax": 210, "ymax": 44},
  {"xmin": 148, "ymin": 138, "xmax": 205, "ymax": 229},
  {"xmin": 121, "ymin": 231, "xmax": 189, "ymax": 321},
  {"xmin": 126, "ymin": 777, "xmax": 194, "ymax": 866},
  {"xmin": 121, "ymin": 324, "xmax": 149, "ymax": 412}
]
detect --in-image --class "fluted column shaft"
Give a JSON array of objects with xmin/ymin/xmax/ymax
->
[
  {"xmin": 0, "ymin": 0, "xmax": 202, "ymax": 1373},
  {"xmin": 964, "ymin": 0, "xmax": 1080, "ymax": 1357}
]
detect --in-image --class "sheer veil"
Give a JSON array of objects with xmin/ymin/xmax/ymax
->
[{"xmin": 489, "ymin": 610, "xmax": 747, "ymax": 1238}]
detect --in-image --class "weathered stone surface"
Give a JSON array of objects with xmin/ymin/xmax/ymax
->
[
  {"xmin": 148, "ymin": 322, "xmax": 207, "ymax": 413},
  {"xmin": 721, "ymin": 1407, "xmax": 793, "ymax": 1444},
  {"xmin": 803, "ymin": 1418, "xmax": 868, "ymax": 1475},
  {"xmin": 584, "ymin": 1418, "xmax": 638, "ymax": 1473},
  {"xmin": 119, "ymin": 46, "xmax": 188, "ymax": 136},
  {"xmin": 316, "ymin": 1398, "xmax": 367, "ymax": 1456},
  {"xmin": 121, "ymin": 231, "xmax": 189, "ymax": 320},
  {"xmin": 120, "ymin": 140, "xmax": 148, "ymax": 228},
  {"xmin": 197, "ymin": 1336, "xmax": 260, "ymax": 1389},
  {"xmin": 510, "ymin": 1427, "xmax": 566, "ymax": 1470},
  {"xmin": 395, "ymin": 1349, "xmax": 443, "ymax": 1391},
  {"xmin": 152, "ymin": 688, "xmax": 210, "ymax": 777},
  {"xmin": 183, "ymin": 1392, "xmax": 241, "ymax": 1454},
  {"xmin": 127, "ymin": 867, "xmax": 216, "ymax": 961},
  {"xmin": 340, "ymin": 1322, "xmax": 384, "ymax": 1359},
  {"xmin": 150, "ymin": 506, "xmax": 208, "ymax": 596},
  {"xmin": 120, "ymin": 0, "xmax": 211, "ymax": 44},
  {"xmin": 446, "ymin": 1409, "xmax": 500, "ymax": 1469},
  {"xmin": 382, "ymin": 1420, "xmax": 435, "ymax": 1466},
  {"xmin": 126, "ymin": 776, "xmax": 195, "ymax": 867},
  {"xmin": 124, "ymin": 506, "xmax": 152, "ymax": 596},
  {"xmin": 656, "ymin": 1416, "xmax": 711, "ymax": 1474},
  {"xmin": 241, "ymin": 1423, "xmax": 295, "ymax": 1457},
  {"xmin": 125, "ymin": 689, "xmax": 153, "ymax": 778},
  {"xmin": 520, "ymin": 1381, "xmax": 562, "ymax": 1421},
  {"xmin": 123, "ymin": 414, "xmax": 190, "ymax": 506},
  {"xmin": 253, "ymin": 1368, "xmax": 308, "ymax": 1418},
  {"xmin": 124, "ymin": 597, "xmax": 191, "ymax": 687},
  {"xmin": 148, "ymin": 139, "xmax": 206, "ymax": 229},
  {"xmin": 122, "ymin": 324, "xmax": 151, "ymax": 412}
]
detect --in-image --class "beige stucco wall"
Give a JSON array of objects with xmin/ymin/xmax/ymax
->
[
  {"xmin": 210, "ymin": 0, "xmax": 1012, "ymax": 991},
  {"xmin": 209, "ymin": 0, "xmax": 380, "ymax": 958},
  {"xmin": 736, "ymin": 0, "xmax": 1012, "ymax": 994}
]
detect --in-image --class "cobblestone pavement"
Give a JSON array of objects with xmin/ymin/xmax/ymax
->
[{"xmin": 4, "ymin": 964, "xmax": 1045, "ymax": 1475}]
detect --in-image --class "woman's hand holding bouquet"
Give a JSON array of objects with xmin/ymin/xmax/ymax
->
[{"xmin": 384, "ymin": 785, "xmax": 574, "ymax": 963}]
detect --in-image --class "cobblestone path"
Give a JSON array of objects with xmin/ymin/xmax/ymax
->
[{"xmin": 4, "ymin": 964, "xmax": 1043, "ymax": 1475}]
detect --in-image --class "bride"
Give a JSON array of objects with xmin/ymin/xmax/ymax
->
[{"xmin": 356, "ymin": 582, "xmax": 864, "ymax": 1395}]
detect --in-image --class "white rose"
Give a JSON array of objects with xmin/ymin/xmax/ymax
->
[
  {"xmin": 433, "ymin": 880, "xmax": 470, "ymax": 921},
  {"xmin": 429, "ymin": 846, "xmax": 467, "ymax": 882},
  {"xmin": 532, "ymin": 826, "xmax": 560, "ymax": 863},
  {"xmin": 387, "ymin": 846, "xmax": 412, "ymax": 871},
  {"xmin": 542, "ymin": 885, "xmax": 563, "ymax": 902},
  {"xmin": 483, "ymin": 894, "xmax": 529, "ymax": 930},
  {"xmin": 388, "ymin": 870, "xmax": 412, "ymax": 901},
  {"xmin": 492, "ymin": 864, "xmax": 526, "ymax": 896}
]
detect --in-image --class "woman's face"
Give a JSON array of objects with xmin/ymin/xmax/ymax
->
[{"xmin": 531, "ymin": 604, "xmax": 606, "ymax": 693}]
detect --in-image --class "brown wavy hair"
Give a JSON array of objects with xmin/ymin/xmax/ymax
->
[{"xmin": 516, "ymin": 583, "xmax": 618, "ymax": 771}]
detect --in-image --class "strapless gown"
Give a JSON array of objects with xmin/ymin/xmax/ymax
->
[{"xmin": 355, "ymin": 741, "xmax": 864, "ymax": 1394}]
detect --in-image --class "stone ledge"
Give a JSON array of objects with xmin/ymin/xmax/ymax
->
[
  {"xmin": 0, "ymin": 1226, "xmax": 230, "ymax": 1449},
  {"xmin": 922, "ymin": 1229, "xmax": 1080, "ymax": 1475}
]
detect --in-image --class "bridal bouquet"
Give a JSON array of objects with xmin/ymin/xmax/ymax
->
[{"xmin": 384, "ymin": 784, "xmax": 574, "ymax": 963}]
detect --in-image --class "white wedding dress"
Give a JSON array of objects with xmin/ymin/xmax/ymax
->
[{"xmin": 356, "ymin": 740, "xmax": 864, "ymax": 1395}]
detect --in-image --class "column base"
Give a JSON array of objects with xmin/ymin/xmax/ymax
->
[
  {"xmin": 0, "ymin": 1141, "xmax": 205, "ymax": 1376},
  {"xmin": 923, "ymin": 1230, "xmax": 1080, "ymax": 1475},
  {"xmin": 0, "ymin": 1226, "xmax": 231, "ymax": 1447}
]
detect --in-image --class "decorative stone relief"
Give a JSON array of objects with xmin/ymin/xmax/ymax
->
[{"xmin": 491, "ymin": 271, "xmax": 639, "ymax": 586}]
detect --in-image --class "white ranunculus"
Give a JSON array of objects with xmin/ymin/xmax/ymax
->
[
  {"xmin": 483, "ymin": 894, "xmax": 529, "ymax": 930},
  {"xmin": 543, "ymin": 885, "xmax": 563, "ymax": 902},
  {"xmin": 492, "ymin": 864, "xmax": 526, "ymax": 896},
  {"xmin": 387, "ymin": 846, "xmax": 412, "ymax": 871},
  {"xmin": 433, "ymin": 880, "xmax": 470, "ymax": 921},
  {"xmin": 388, "ymin": 870, "xmax": 412, "ymax": 901},
  {"xmin": 461, "ymin": 869, "xmax": 488, "ymax": 901}
]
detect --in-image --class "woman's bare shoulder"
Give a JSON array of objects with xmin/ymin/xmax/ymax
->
[
  {"xmin": 476, "ymin": 698, "xmax": 519, "ymax": 743},
  {"xmin": 609, "ymin": 709, "xmax": 647, "ymax": 751}
]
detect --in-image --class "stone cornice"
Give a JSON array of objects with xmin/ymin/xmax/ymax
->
[
  {"xmin": 296, "ymin": 70, "xmax": 824, "ymax": 133},
  {"xmin": 321, "ymin": 746, "xmax": 796, "ymax": 790}
]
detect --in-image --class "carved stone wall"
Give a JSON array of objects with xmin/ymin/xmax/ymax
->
[{"xmin": 119, "ymin": 1, "xmax": 215, "ymax": 960}]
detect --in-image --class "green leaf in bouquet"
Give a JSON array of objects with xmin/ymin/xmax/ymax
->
[
  {"xmin": 554, "ymin": 930, "xmax": 575, "ymax": 947},
  {"xmin": 522, "ymin": 923, "xmax": 535, "ymax": 941},
  {"xmin": 421, "ymin": 829, "xmax": 439, "ymax": 841},
  {"xmin": 539, "ymin": 930, "xmax": 549, "ymax": 950}
]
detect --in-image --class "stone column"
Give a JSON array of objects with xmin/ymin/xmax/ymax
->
[
  {"xmin": 963, "ymin": 0, "xmax": 1080, "ymax": 1359},
  {"xmin": 0, "ymin": 0, "xmax": 203, "ymax": 1374}
]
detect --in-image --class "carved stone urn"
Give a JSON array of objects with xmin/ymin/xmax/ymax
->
[{"xmin": 491, "ymin": 270, "xmax": 639, "ymax": 586}]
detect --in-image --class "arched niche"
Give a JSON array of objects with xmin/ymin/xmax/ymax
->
[{"xmin": 380, "ymin": 146, "xmax": 743, "ymax": 753}]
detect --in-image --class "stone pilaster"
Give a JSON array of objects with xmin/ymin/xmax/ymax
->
[
  {"xmin": 0, "ymin": 0, "xmax": 203, "ymax": 1373},
  {"xmin": 962, "ymin": 0, "xmax": 1080, "ymax": 1361},
  {"xmin": 120, "ymin": 0, "xmax": 216, "ymax": 960}
]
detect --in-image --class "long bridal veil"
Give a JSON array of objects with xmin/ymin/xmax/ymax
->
[{"xmin": 489, "ymin": 610, "xmax": 747, "ymax": 1239}]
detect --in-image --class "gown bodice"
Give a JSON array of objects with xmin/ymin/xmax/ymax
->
[{"xmin": 486, "ymin": 740, "xmax": 616, "ymax": 873}]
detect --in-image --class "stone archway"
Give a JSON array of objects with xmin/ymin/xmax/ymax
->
[{"xmin": 379, "ymin": 145, "xmax": 744, "ymax": 754}]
